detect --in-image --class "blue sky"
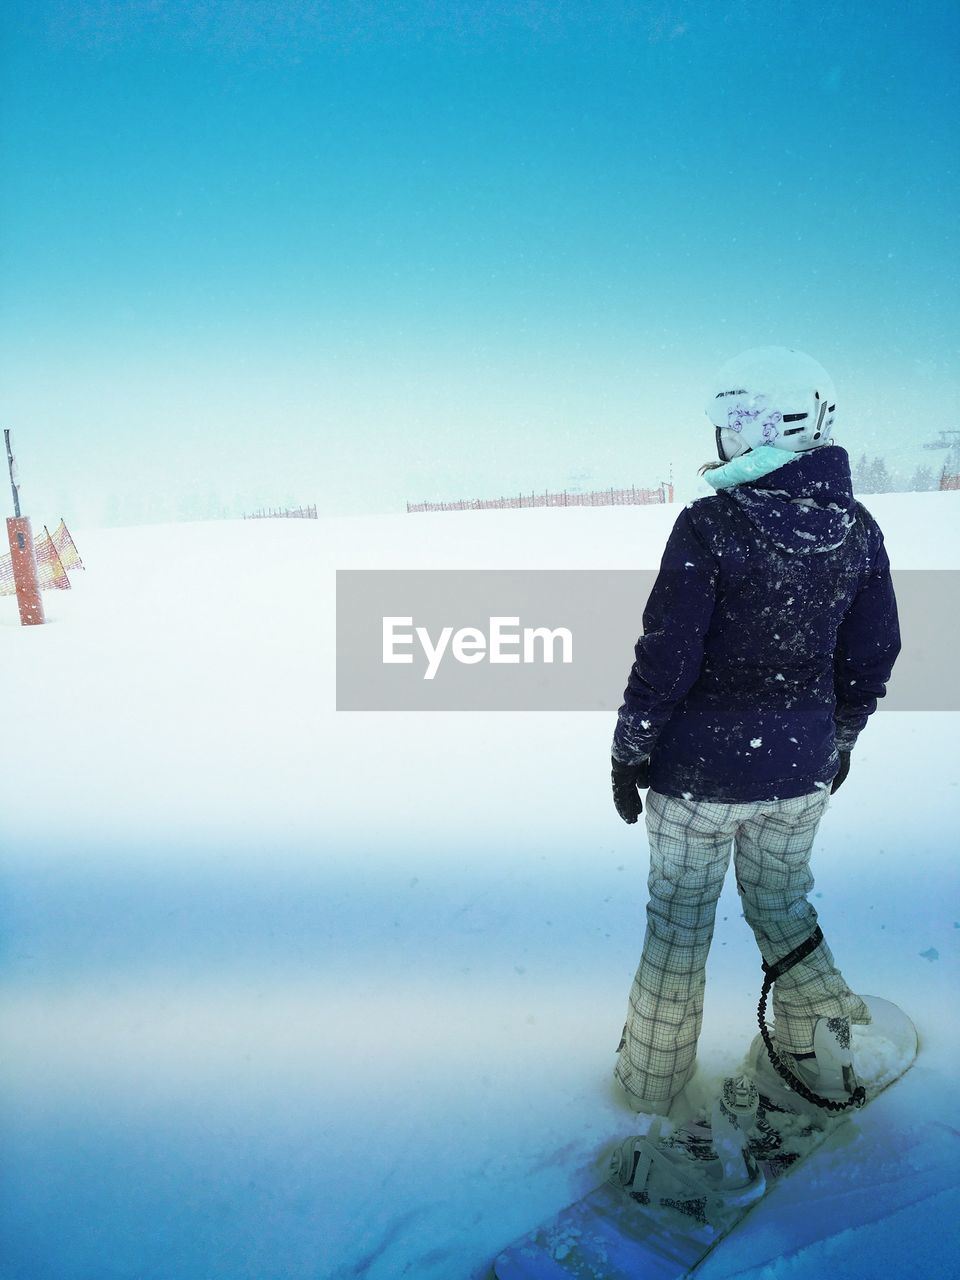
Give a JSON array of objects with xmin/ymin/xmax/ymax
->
[{"xmin": 1, "ymin": 1, "xmax": 957, "ymax": 524}]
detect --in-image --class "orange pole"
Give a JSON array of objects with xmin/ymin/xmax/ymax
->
[{"xmin": 6, "ymin": 516, "xmax": 45, "ymax": 626}]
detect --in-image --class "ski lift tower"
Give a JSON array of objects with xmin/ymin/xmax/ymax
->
[{"xmin": 922, "ymin": 429, "xmax": 960, "ymax": 490}]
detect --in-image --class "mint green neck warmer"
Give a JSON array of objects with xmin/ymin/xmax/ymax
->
[{"xmin": 704, "ymin": 445, "xmax": 798, "ymax": 491}]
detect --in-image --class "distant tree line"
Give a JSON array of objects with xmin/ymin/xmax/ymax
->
[{"xmin": 851, "ymin": 453, "xmax": 939, "ymax": 494}]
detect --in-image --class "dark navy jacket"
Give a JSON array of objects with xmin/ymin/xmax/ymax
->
[{"xmin": 613, "ymin": 445, "xmax": 900, "ymax": 803}]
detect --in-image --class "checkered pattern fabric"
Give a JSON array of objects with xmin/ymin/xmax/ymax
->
[{"xmin": 615, "ymin": 787, "xmax": 870, "ymax": 1107}]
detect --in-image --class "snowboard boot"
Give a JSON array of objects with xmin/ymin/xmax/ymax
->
[{"xmin": 751, "ymin": 1015, "xmax": 863, "ymax": 1111}]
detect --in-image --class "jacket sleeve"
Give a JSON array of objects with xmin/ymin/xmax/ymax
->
[
  {"xmin": 833, "ymin": 533, "xmax": 900, "ymax": 751},
  {"xmin": 612, "ymin": 508, "xmax": 719, "ymax": 765}
]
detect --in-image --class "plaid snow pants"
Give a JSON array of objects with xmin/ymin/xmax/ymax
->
[{"xmin": 615, "ymin": 787, "xmax": 870, "ymax": 1108}]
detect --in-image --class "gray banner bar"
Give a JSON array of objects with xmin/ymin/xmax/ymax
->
[{"xmin": 336, "ymin": 570, "xmax": 959, "ymax": 712}]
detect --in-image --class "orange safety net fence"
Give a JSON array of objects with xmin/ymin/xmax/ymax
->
[
  {"xmin": 0, "ymin": 519, "xmax": 83, "ymax": 597},
  {"xmin": 50, "ymin": 519, "xmax": 85, "ymax": 572}
]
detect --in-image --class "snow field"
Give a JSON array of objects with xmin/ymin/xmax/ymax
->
[{"xmin": 1, "ymin": 494, "xmax": 958, "ymax": 1279}]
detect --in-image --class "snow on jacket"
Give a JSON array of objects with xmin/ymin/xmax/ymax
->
[{"xmin": 612, "ymin": 443, "xmax": 900, "ymax": 803}]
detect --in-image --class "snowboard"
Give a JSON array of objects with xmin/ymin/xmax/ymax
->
[{"xmin": 492, "ymin": 996, "xmax": 917, "ymax": 1280}]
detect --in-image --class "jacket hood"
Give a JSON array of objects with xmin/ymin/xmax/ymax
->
[{"xmin": 725, "ymin": 444, "xmax": 856, "ymax": 555}]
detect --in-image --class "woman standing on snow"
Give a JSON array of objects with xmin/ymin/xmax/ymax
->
[{"xmin": 610, "ymin": 347, "xmax": 900, "ymax": 1115}]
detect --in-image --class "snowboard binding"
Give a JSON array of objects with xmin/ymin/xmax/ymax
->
[{"xmin": 609, "ymin": 1076, "xmax": 766, "ymax": 1227}]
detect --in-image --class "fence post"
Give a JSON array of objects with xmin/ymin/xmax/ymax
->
[
  {"xmin": 6, "ymin": 518, "xmax": 44, "ymax": 625},
  {"xmin": 4, "ymin": 431, "xmax": 44, "ymax": 626}
]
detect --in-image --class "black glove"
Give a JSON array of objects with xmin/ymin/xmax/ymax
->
[
  {"xmin": 612, "ymin": 757, "xmax": 650, "ymax": 824},
  {"xmin": 830, "ymin": 750, "xmax": 851, "ymax": 794}
]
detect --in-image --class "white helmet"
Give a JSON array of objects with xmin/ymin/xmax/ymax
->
[{"xmin": 706, "ymin": 347, "xmax": 837, "ymax": 462}]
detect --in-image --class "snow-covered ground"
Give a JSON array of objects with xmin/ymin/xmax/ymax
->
[{"xmin": 1, "ymin": 494, "xmax": 958, "ymax": 1280}]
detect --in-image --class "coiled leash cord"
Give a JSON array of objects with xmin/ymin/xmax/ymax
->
[{"xmin": 758, "ymin": 925, "xmax": 865, "ymax": 1113}]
